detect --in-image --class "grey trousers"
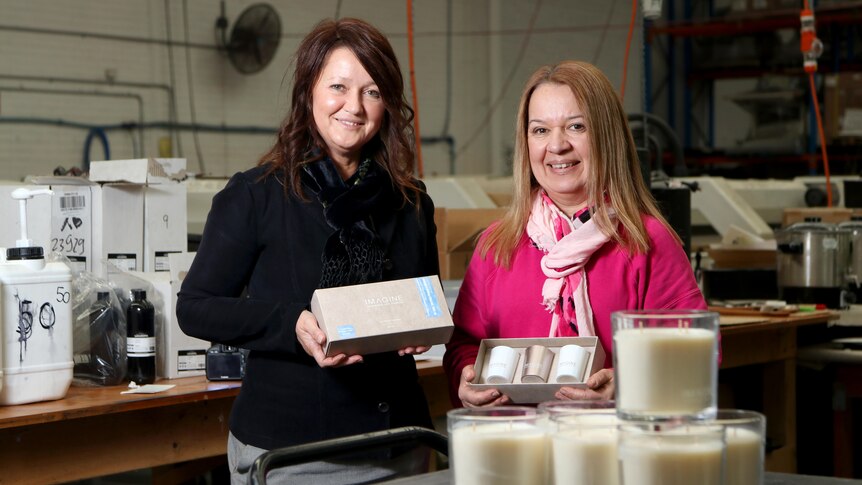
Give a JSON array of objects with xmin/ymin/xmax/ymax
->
[{"xmin": 228, "ymin": 432, "xmax": 428, "ymax": 485}]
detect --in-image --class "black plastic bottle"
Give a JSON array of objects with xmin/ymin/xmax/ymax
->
[
  {"xmin": 126, "ymin": 288, "xmax": 155, "ymax": 384},
  {"xmin": 90, "ymin": 291, "xmax": 124, "ymax": 385}
]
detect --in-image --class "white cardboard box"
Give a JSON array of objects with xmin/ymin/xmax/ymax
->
[
  {"xmin": 130, "ymin": 253, "xmax": 208, "ymax": 379},
  {"xmin": 89, "ymin": 158, "xmax": 186, "ymax": 184},
  {"xmin": 91, "ymin": 184, "xmax": 144, "ymax": 278},
  {"xmin": 470, "ymin": 337, "xmax": 606, "ymax": 404},
  {"xmin": 311, "ymin": 276, "xmax": 454, "ymax": 357},
  {"xmin": 144, "ymin": 183, "xmax": 187, "ymax": 272}
]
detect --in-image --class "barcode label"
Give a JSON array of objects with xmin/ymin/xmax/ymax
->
[{"xmin": 60, "ymin": 195, "xmax": 86, "ymax": 210}]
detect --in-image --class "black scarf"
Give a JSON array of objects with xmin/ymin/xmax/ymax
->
[{"xmin": 301, "ymin": 157, "xmax": 393, "ymax": 288}]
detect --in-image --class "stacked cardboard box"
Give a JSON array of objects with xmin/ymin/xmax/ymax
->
[
  {"xmin": 88, "ymin": 159, "xmax": 188, "ymax": 276},
  {"xmin": 434, "ymin": 207, "xmax": 506, "ymax": 280}
]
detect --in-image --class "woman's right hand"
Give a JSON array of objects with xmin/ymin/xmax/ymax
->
[
  {"xmin": 296, "ymin": 310, "xmax": 363, "ymax": 368},
  {"xmin": 458, "ymin": 365, "xmax": 509, "ymax": 407}
]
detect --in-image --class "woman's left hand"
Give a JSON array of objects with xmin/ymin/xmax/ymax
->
[
  {"xmin": 398, "ymin": 346, "xmax": 430, "ymax": 356},
  {"xmin": 554, "ymin": 368, "xmax": 615, "ymax": 401},
  {"xmin": 296, "ymin": 310, "xmax": 364, "ymax": 368}
]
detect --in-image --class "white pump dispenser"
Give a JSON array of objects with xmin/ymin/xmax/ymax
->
[{"xmin": 9, "ymin": 188, "xmax": 53, "ymax": 257}]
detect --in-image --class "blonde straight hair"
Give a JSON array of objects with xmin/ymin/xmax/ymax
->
[{"xmin": 479, "ymin": 61, "xmax": 679, "ymax": 268}]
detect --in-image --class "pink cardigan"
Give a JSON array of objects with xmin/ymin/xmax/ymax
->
[{"xmin": 443, "ymin": 215, "xmax": 709, "ymax": 405}]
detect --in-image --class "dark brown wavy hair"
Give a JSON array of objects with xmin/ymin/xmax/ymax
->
[{"xmin": 259, "ymin": 17, "xmax": 420, "ymax": 204}]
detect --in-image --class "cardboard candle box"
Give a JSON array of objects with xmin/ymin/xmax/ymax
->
[
  {"xmin": 311, "ymin": 276, "xmax": 454, "ymax": 357},
  {"xmin": 470, "ymin": 337, "xmax": 606, "ymax": 404}
]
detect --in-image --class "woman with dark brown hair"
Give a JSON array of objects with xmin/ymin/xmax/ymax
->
[{"xmin": 177, "ymin": 17, "xmax": 438, "ymax": 484}]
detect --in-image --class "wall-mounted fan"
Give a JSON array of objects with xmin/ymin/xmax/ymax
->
[{"xmin": 216, "ymin": 3, "xmax": 281, "ymax": 74}]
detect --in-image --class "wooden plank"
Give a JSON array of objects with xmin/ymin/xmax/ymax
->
[
  {"xmin": 419, "ymin": 370, "xmax": 451, "ymax": 419},
  {"xmin": 0, "ymin": 376, "xmax": 240, "ymax": 430},
  {"xmin": 763, "ymin": 360, "xmax": 794, "ymax": 453},
  {"xmin": 720, "ymin": 311, "xmax": 838, "ymax": 337},
  {"xmin": 721, "ymin": 315, "xmax": 771, "ymax": 326},
  {"xmin": 0, "ymin": 396, "xmax": 234, "ymax": 484},
  {"xmin": 766, "ymin": 443, "xmax": 797, "ymax": 474},
  {"xmin": 152, "ymin": 455, "xmax": 228, "ymax": 485},
  {"xmin": 712, "ymin": 306, "xmax": 795, "ymax": 317},
  {"xmin": 721, "ymin": 327, "xmax": 795, "ymax": 369},
  {"xmin": 832, "ymin": 365, "xmax": 862, "ymax": 478}
]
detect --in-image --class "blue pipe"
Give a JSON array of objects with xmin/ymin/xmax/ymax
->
[
  {"xmin": 82, "ymin": 127, "xmax": 110, "ymax": 172},
  {"xmin": 2, "ymin": 117, "xmax": 458, "ymax": 171}
]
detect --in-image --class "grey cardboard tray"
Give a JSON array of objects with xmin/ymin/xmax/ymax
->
[{"xmin": 470, "ymin": 337, "xmax": 605, "ymax": 404}]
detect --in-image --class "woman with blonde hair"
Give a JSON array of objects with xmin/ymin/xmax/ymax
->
[{"xmin": 443, "ymin": 60, "xmax": 707, "ymax": 407}]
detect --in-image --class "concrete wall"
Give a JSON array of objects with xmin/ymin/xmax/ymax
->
[{"xmin": 0, "ymin": 0, "xmax": 642, "ymax": 181}]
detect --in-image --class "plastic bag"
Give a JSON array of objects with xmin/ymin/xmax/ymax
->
[
  {"xmin": 65, "ymin": 257, "xmax": 166, "ymax": 386},
  {"xmin": 70, "ymin": 268, "xmax": 127, "ymax": 386}
]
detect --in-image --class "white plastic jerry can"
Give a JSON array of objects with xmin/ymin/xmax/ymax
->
[
  {"xmin": 0, "ymin": 256, "xmax": 73, "ymax": 405},
  {"xmin": 0, "ymin": 187, "xmax": 73, "ymax": 405}
]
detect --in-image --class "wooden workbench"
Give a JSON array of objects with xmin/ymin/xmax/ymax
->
[
  {"xmin": 0, "ymin": 376, "xmax": 240, "ymax": 484},
  {"xmin": 0, "ymin": 310, "xmax": 838, "ymax": 483},
  {"xmin": 718, "ymin": 310, "xmax": 839, "ymax": 473}
]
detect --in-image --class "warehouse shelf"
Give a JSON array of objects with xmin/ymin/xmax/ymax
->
[
  {"xmin": 687, "ymin": 63, "xmax": 862, "ymax": 81},
  {"xmin": 648, "ymin": 2, "xmax": 862, "ymax": 39},
  {"xmin": 645, "ymin": 1, "xmax": 862, "ymax": 178}
]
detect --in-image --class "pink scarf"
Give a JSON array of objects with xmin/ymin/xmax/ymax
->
[{"xmin": 526, "ymin": 191, "xmax": 613, "ymax": 338}]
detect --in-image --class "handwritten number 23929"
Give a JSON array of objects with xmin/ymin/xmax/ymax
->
[{"xmin": 51, "ymin": 235, "xmax": 85, "ymax": 255}]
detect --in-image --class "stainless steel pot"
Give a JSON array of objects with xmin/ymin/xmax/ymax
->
[
  {"xmin": 839, "ymin": 219, "xmax": 862, "ymax": 288},
  {"xmin": 776, "ymin": 220, "xmax": 851, "ymax": 288}
]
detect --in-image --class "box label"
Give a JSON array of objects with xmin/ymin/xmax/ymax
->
[
  {"xmin": 108, "ymin": 253, "xmax": 137, "ymax": 272},
  {"xmin": 51, "ymin": 190, "xmax": 90, "ymax": 268},
  {"xmin": 337, "ymin": 325, "xmax": 356, "ymax": 338},
  {"xmin": 65, "ymin": 256, "xmax": 87, "ymax": 273},
  {"xmin": 177, "ymin": 350, "xmax": 206, "ymax": 371},
  {"xmin": 415, "ymin": 277, "xmax": 442, "ymax": 318},
  {"xmin": 154, "ymin": 250, "xmax": 181, "ymax": 272}
]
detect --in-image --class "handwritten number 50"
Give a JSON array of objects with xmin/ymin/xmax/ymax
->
[{"xmin": 56, "ymin": 286, "xmax": 70, "ymax": 303}]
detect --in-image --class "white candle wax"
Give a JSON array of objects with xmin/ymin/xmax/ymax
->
[
  {"xmin": 450, "ymin": 422, "xmax": 548, "ymax": 485},
  {"xmin": 725, "ymin": 427, "xmax": 763, "ymax": 485},
  {"xmin": 552, "ymin": 427, "xmax": 619, "ymax": 485},
  {"xmin": 619, "ymin": 437, "xmax": 724, "ymax": 485},
  {"xmin": 554, "ymin": 344, "xmax": 590, "ymax": 383},
  {"xmin": 484, "ymin": 345, "xmax": 518, "ymax": 384},
  {"xmin": 615, "ymin": 327, "xmax": 716, "ymax": 415}
]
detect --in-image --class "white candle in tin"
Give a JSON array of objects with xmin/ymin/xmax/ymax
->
[
  {"xmin": 554, "ymin": 344, "xmax": 589, "ymax": 383},
  {"xmin": 521, "ymin": 345, "xmax": 553, "ymax": 383},
  {"xmin": 484, "ymin": 345, "xmax": 518, "ymax": 384}
]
